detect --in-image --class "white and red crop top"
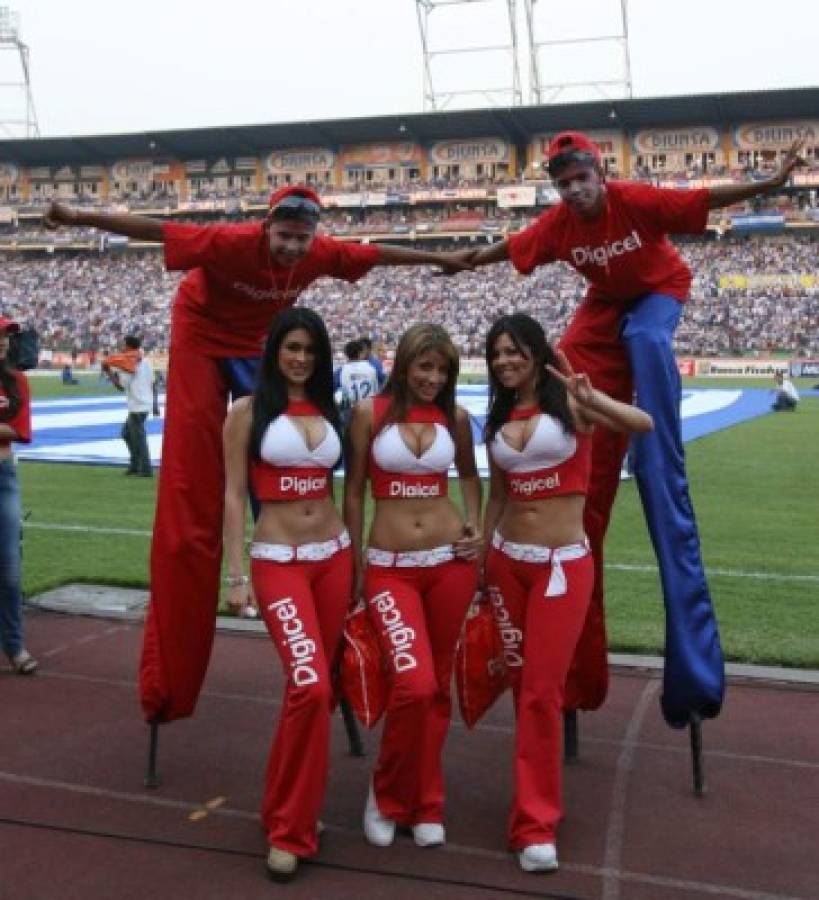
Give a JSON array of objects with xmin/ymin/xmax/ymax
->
[
  {"xmin": 489, "ymin": 405, "xmax": 591, "ymax": 501},
  {"xmin": 250, "ymin": 400, "xmax": 341, "ymax": 501},
  {"xmin": 369, "ymin": 395, "xmax": 454, "ymax": 500}
]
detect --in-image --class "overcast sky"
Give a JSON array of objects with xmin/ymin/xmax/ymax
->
[{"xmin": 1, "ymin": 0, "xmax": 816, "ymax": 139}]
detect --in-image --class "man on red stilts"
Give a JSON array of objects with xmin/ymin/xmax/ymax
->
[
  {"xmin": 45, "ymin": 188, "xmax": 472, "ymax": 724},
  {"xmin": 466, "ymin": 133, "xmax": 804, "ymax": 727}
]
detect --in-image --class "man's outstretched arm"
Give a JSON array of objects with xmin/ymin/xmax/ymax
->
[
  {"xmin": 468, "ymin": 239, "xmax": 510, "ymax": 267},
  {"xmin": 374, "ymin": 243, "xmax": 475, "ymax": 273},
  {"xmin": 707, "ymin": 140, "xmax": 806, "ymax": 210},
  {"xmin": 44, "ymin": 200, "xmax": 164, "ymax": 243},
  {"xmin": 431, "ymin": 239, "xmax": 510, "ymax": 277}
]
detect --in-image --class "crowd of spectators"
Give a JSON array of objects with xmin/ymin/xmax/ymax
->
[
  {"xmin": 0, "ymin": 252, "xmax": 178, "ymax": 354},
  {"xmin": 0, "ymin": 235, "xmax": 816, "ymax": 360}
]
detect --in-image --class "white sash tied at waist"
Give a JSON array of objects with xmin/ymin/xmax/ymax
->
[{"xmin": 491, "ymin": 530, "xmax": 590, "ymax": 597}]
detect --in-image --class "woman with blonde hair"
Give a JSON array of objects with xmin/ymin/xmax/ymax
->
[{"xmin": 344, "ymin": 323, "xmax": 481, "ymax": 849}]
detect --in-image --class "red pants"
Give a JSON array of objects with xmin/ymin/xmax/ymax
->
[
  {"xmin": 365, "ymin": 557, "xmax": 477, "ymax": 825},
  {"xmin": 253, "ymin": 547, "xmax": 353, "ymax": 857},
  {"xmin": 140, "ymin": 348, "xmax": 230, "ymax": 722},
  {"xmin": 485, "ymin": 546, "xmax": 594, "ymax": 848},
  {"xmin": 559, "ymin": 300, "xmax": 632, "ymax": 711}
]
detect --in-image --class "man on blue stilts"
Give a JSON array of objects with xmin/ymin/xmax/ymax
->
[{"xmin": 466, "ymin": 133, "xmax": 804, "ymax": 728}]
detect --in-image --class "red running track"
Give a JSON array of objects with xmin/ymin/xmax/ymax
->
[{"xmin": 1, "ymin": 607, "xmax": 817, "ymax": 900}]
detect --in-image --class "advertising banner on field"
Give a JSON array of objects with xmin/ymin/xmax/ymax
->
[
  {"xmin": 323, "ymin": 192, "xmax": 387, "ymax": 208},
  {"xmin": 322, "ymin": 193, "xmax": 364, "ymax": 208},
  {"xmin": 789, "ymin": 359, "xmax": 819, "ymax": 377},
  {"xmin": 695, "ymin": 358, "xmax": 789, "ymax": 377},
  {"xmin": 656, "ymin": 176, "xmax": 735, "ymax": 189},
  {"xmin": 730, "ymin": 212, "xmax": 785, "ymax": 232},
  {"xmin": 677, "ymin": 358, "xmax": 696, "ymax": 377},
  {"xmin": 719, "ymin": 273, "xmax": 818, "ymax": 290},
  {"xmin": 412, "ymin": 188, "xmax": 489, "ymax": 202},
  {"xmin": 496, "ymin": 185, "xmax": 537, "ymax": 208}
]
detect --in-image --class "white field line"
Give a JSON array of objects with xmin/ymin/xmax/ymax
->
[
  {"xmin": 23, "ymin": 521, "xmax": 819, "ymax": 584},
  {"xmin": 25, "ymin": 521, "xmax": 152, "ymax": 537},
  {"xmin": 606, "ymin": 561, "xmax": 819, "ymax": 583}
]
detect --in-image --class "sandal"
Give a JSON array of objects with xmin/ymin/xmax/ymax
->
[{"xmin": 10, "ymin": 651, "xmax": 38, "ymax": 675}]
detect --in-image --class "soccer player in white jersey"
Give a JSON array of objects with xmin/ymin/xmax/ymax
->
[{"xmin": 336, "ymin": 340, "xmax": 380, "ymax": 428}]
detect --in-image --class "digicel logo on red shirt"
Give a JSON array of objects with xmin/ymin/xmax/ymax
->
[
  {"xmin": 230, "ymin": 281, "xmax": 303, "ymax": 303},
  {"xmin": 570, "ymin": 229, "xmax": 642, "ymax": 268}
]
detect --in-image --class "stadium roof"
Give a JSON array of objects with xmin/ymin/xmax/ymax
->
[{"xmin": 2, "ymin": 86, "xmax": 817, "ymax": 165}]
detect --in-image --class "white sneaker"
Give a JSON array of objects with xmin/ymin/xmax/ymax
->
[
  {"xmin": 518, "ymin": 842, "xmax": 559, "ymax": 872},
  {"xmin": 266, "ymin": 846, "xmax": 298, "ymax": 882},
  {"xmin": 363, "ymin": 784, "xmax": 396, "ymax": 847},
  {"xmin": 412, "ymin": 822, "xmax": 446, "ymax": 847}
]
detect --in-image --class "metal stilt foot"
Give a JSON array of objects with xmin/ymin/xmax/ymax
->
[
  {"xmin": 145, "ymin": 721, "xmax": 162, "ymax": 789},
  {"xmin": 340, "ymin": 697, "xmax": 365, "ymax": 757},
  {"xmin": 689, "ymin": 713, "xmax": 705, "ymax": 797},
  {"xmin": 564, "ymin": 709, "xmax": 579, "ymax": 762}
]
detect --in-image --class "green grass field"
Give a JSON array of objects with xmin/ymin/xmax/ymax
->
[
  {"xmin": 30, "ymin": 372, "xmax": 121, "ymax": 399},
  {"xmin": 20, "ymin": 375, "xmax": 819, "ymax": 668}
]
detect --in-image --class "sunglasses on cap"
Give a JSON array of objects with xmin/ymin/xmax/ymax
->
[
  {"xmin": 547, "ymin": 150, "xmax": 601, "ymax": 178},
  {"xmin": 269, "ymin": 195, "xmax": 321, "ymax": 224}
]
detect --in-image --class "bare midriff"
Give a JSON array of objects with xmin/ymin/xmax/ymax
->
[
  {"xmin": 497, "ymin": 493, "xmax": 587, "ymax": 548},
  {"xmin": 370, "ymin": 495, "xmax": 465, "ymax": 552},
  {"xmin": 253, "ymin": 496, "xmax": 345, "ymax": 546}
]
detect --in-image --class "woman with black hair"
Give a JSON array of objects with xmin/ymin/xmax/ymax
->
[
  {"xmin": 223, "ymin": 307, "xmax": 349, "ymax": 882},
  {"xmin": 482, "ymin": 313, "xmax": 652, "ymax": 873},
  {"xmin": 0, "ymin": 316, "xmax": 37, "ymax": 675}
]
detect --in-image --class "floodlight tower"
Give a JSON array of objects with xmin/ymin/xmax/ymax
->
[
  {"xmin": 0, "ymin": 5, "xmax": 39, "ymax": 137},
  {"xmin": 415, "ymin": 0, "xmax": 523, "ymax": 111},
  {"xmin": 524, "ymin": 0, "xmax": 632, "ymax": 104}
]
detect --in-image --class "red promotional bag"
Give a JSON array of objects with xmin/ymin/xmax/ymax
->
[
  {"xmin": 338, "ymin": 599, "xmax": 388, "ymax": 728},
  {"xmin": 455, "ymin": 593, "xmax": 509, "ymax": 729}
]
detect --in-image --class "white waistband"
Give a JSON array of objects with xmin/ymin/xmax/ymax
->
[
  {"xmin": 491, "ymin": 530, "xmax": 590, "ymax": 597},
  {"xmin": 366, "ymin": 544, "xmax": 455, "ymax": 568},
  {"xmin": 250, "ymin": 530, "xmax": 350, "ymax": 563}
]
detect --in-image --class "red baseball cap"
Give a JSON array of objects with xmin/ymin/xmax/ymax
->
[
  {"xmin": 0, "ymin": 316, "xmax": 20, "ymax": 333},
  {"xmin": 268, "ymin": 184, "xmax": 322, "ymax": 210},
  {"xmin": 547, "ymin": 131, "xmax": 602, "ymax": 172}
]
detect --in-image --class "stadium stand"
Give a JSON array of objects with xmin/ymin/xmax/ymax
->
[{"xmin": 0, "ymin": 86, "xmax": 816, "ymax": 361}]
